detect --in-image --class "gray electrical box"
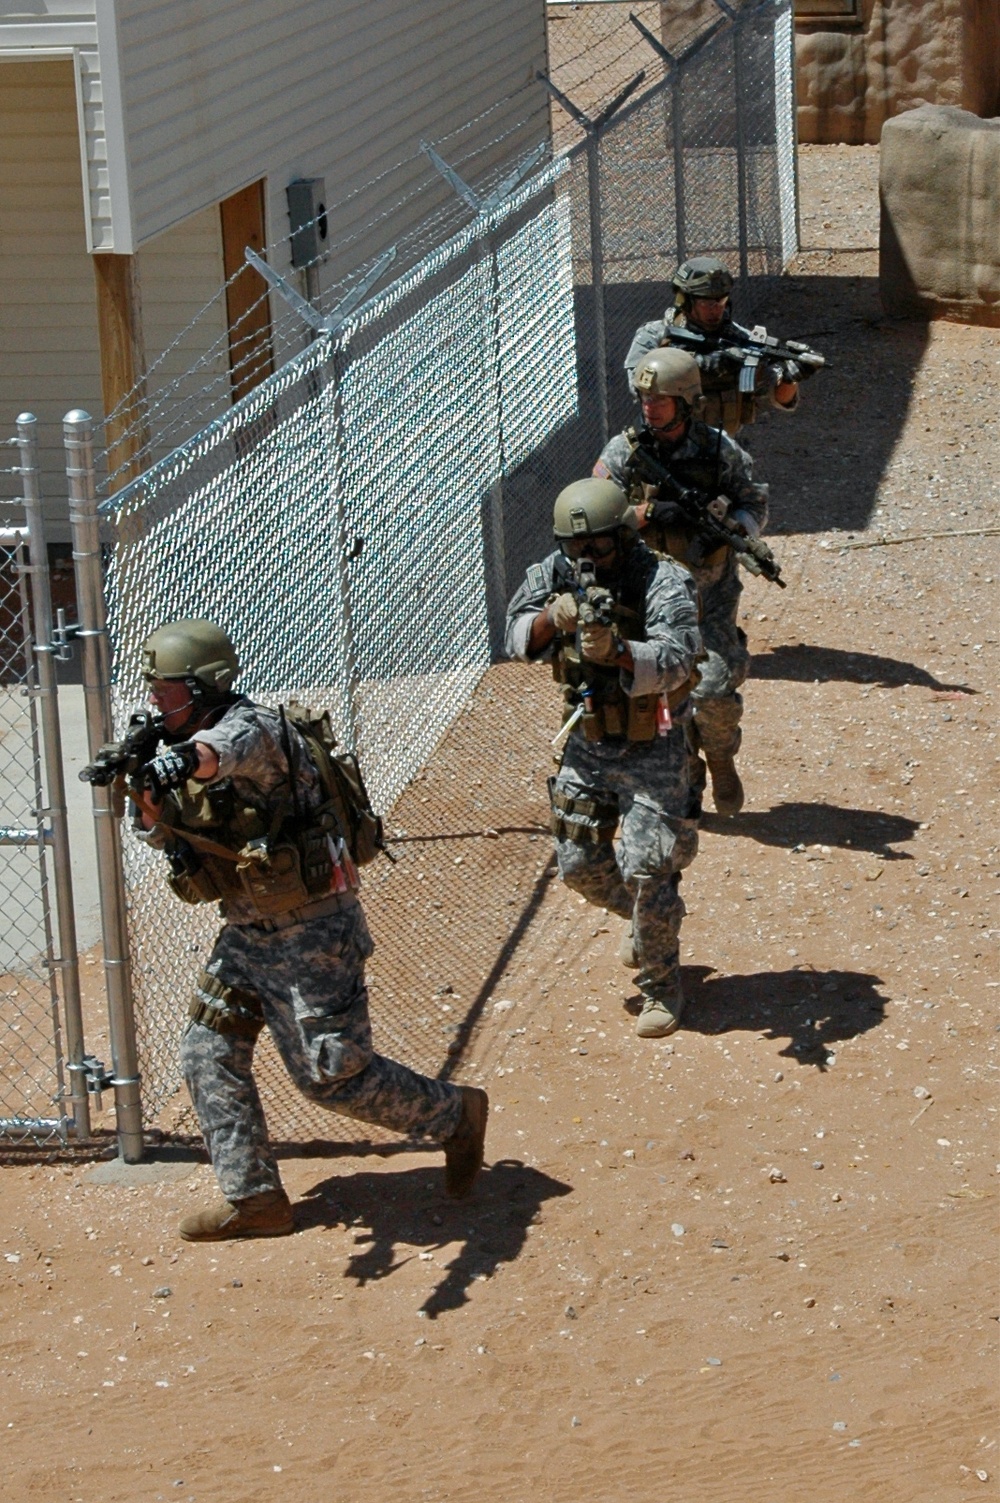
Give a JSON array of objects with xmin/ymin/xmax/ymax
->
[{"xmin": 287, "ymin": 178, "xmax": 328, "ymax": 269}]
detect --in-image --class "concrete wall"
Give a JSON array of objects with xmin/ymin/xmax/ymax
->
[
  {"xmin": 796, "ymin": 0, "xmax": 1000, "ymax": 146},
  {"xmin": 880, "ymin": 104, "xmax": 1000, "ymax": 325}
]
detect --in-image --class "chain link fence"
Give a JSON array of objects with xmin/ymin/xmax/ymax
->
[
  {"xmin": 63, "ymin": 0, "xmax": 797, "ymax": 1141},
  {"xmin": 0, "ymin": 530, "xmax": 69, "ymax": 1143}
]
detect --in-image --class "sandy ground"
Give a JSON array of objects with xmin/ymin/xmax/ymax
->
[{"xmin": 1, "ymin": 146, "xmax": 998, "ymax": 1502}]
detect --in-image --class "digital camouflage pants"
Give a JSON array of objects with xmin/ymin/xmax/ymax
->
[
  {"xmin": 551, "ymin": 722, "xmax": 699, "ymax": 1007},
  {"xmin": 689, "ymin": 554, "xmax": 748, "ymax": 766},
  {"xmin": 180, "ymin": 896, "xmax": 463, "ymax": 1201}
]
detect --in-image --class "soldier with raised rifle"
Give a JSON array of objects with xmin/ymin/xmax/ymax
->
[
  {"xmin": 506, "ymin": 479, "xmax": 702, "ymax": 1040},
  {"xmin": 594, "ymin": 347, "xmax": 776, "ymax": 817},
  {"xmin": 624, "ymin": 255, "xmax": 824, "ymax": 436},
  {"xmin": 82, "ymin": 619, "xmax": 488, "ymax": 1239}
]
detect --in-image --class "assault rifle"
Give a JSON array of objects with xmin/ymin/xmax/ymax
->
[
  {"xmin": 629, "ymin": 442, "xmax": 787, "ymax": 588},
  {"xmin": 663, "ymin": 321, "xmax": 826, "ymax": 397},
  {"xmin": 570, "ymin": 557, "xmax": 616, "ymax": 629},
  {"xmin": 551, "ymin": 557, "xmax": 617, "ymax": 749},
  {"xmin": 80, "ymin": 710, "xmax": 163, "ymax": 792}
]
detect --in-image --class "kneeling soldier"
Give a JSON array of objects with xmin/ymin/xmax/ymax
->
[
  {"xmin": 505, "ymin": 481, "xmax": 703, "ymax": 1039},
  {"xmin": 123, "ymin": 620, "xmax": 488, "ymax": 1239}
]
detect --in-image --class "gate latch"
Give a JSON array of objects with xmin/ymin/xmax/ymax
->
[
  {"xmin": 82, "ymin": 1054, "xmax": 114, "ymax": 1113},
  {"xmin": 52, "ymin": 608, "xmax": 81, "ymax": 662}
]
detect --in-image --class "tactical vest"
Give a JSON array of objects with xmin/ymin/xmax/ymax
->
[
  {"xmin": 550, "ymin": 550, "xmax": 697, "ymax": 745},
  {"xmin": 155, "ymin": 704, "xmax": 383, "ymax": 919},
  {"xmin": 622, "ymin": 426, "xmax": 730, "ymax": 572},
  {"xmin": 663, "ymin": 315, "xmax": 757, "ymax": 435}
]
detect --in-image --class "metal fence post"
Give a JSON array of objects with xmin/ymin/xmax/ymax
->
[
  {"xmin": 326, "ymin": 350, "xmax": 362, "ymax": 754},
  {"xmin": 585, "ymin": 131, "xmax": 610, "ymax": 448},
  {"xmin": 671, "ymin": 70, "xmax": 687, "ymax": 265},
  {"xmin": 64, "ymin": 410, "xmax": 143, "ymax": 1162},
  {"xmin": 733, "ymin": 10, "xmax": 750, "ymax": 282},
  {"xmin": 16, "ymin": 414, "xmax": 90, "ymax": 1139}
]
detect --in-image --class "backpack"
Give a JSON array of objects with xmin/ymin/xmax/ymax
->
[{"xmin": 282, "ymin": 702, "xmax": 386, "ymax": 866}]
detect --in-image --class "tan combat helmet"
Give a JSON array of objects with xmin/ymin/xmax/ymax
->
[
  {"xmin": 552, "ymin": 478, "xmax": 629, "ymax": 538},
  {"xmin": 671, "ymin": 255, "xmax": 734, "ymax": 309},
  {"xmin": 632, "ymin": 347, "xmax": 703, "ymax": 409},
  {"xmin": 141, "ymin": 619, "xmax": 240, "ymax": 694}
]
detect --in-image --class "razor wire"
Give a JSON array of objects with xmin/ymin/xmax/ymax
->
[{"xmin": 77, "ymin": 0, "xmax": 796, "ymax": 1138}]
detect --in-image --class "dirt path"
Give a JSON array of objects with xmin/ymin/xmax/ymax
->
[{"xmin": 1, "ymin": 146, "xmax": 997, "ymax": 1502}]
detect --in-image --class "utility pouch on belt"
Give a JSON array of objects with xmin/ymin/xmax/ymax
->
[
  {"xmin": 626, "ymin": 693, "xmax": 659, "ymax": 742},
  {"xmin": 188, "ymin": 971, "xmax": 265, "ymax": 1039},
  {"xmin": 548, "ymin": 778, "xmax": 619, "ymax": 845}
]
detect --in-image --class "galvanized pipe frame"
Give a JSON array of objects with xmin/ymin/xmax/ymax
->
[
  {"xmin": 13, "ymin": 415, "xmax": 91, "ymax": 1141},
  {"xmin": 0, "ymin": 524, "xmax": 74, "ymax": 1145},
  {"xmin": 65, "ymin": 410, "xmax": 144, "ymax": 1164}
]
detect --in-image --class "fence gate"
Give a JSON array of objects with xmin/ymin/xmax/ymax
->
[{"xmin": 0, "ymin": 415, "xmax": 91, "ymax": 1146}]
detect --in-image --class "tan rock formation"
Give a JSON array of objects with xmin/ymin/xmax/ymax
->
[
  {"xmin": 879, "ymin": 104, "xmax": 1000, "ymax": 325},
  {"xmin": 796, "ymin": 0, "xmax": 1000, "ymax": 145}
]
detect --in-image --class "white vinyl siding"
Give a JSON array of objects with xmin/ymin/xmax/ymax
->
[
  {"xmin": 0, "ymin": 59, "xmax": 103, "ymax": 534},
  {"xmin": 115, "ymin": 0, "xmax": 549, "ymax": 272},
  {"xmin": 0, "ymin": 61, "xmax": 228, "ymax": 533}
]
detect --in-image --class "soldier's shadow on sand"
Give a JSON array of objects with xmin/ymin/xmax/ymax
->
[
  {"xmin": 750, "ymin": 642, "xmax": 977, "ymax": 695},
  {"xmin": 296, "ymin": 1158, "xmax": 571, "ymax": 1319},
  {"xmin": 700, "ymin": 800, "xmax": 918, "ymax": 858},
  {"xmin": 650, "ymin": 965, "xmax": 887, "ymax": 1070}
]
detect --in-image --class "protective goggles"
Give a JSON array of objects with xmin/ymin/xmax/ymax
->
[{"xmin": 558, "ymin": 534, "xmax": 618, "ymax": 560}]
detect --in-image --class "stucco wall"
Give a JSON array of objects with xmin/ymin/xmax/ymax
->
[
  {"xmin": 796, "ymin": 0, "xmax": 999, "ymax": 146},
  {"xmin": 880, "ymin": 104, "xmax": 1000, "ymax": 325}
]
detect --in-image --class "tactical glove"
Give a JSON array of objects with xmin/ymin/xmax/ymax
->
[
  {"xmin": 141, "ymin": 743, "xmax": 200, "ymax": 800},
  {"xmin": 547, "ymin": 592, "xmax": 579, "ymax": 632},
  {"xmin": 727, "ymin": 507, "xmax": 760, "ymax": 540},
  {"xmin": 699, "ymin": 349, "xmax": 733, "ymax": 378},
  {"xmin": 580, "ymin": 622, "xmax": 621, "ymax": 666},
  {"xmin": 648, "ymin": 499, "xmax": 689, "ymax": 531}
]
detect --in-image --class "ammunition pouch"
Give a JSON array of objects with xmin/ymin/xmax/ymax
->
[
  {"xmin": 188, "ymin": 972, "xmax": 265, "ymax": 1040},
  {"xmin": 549, "ymin": 782, "xmax": 619, "ymax": 845},
  {"xmin": 167, "ymin": 861, "xmax": 225, "ymax": 907},
  {"xmin": 159, "ymin": 783, "xmax": 336, "ymax": 919}
]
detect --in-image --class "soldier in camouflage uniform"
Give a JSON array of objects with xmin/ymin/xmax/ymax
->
[
  {"xmin": 506, "ymin": 479, "xmax": 702, "ymax": 1039},
  {"xmin": 127, "ymin": 620, "xmax": 488, "ymax": 1241},
  {"xmin": 624, "ymin": 255, "xmax": 800, "ymax": 436},
  {"xmin": 594, "ymin": 347, "xmax": 769, "ymax": 817}
]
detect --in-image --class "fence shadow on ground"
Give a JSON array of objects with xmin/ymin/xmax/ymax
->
[
  {"xmin": 669, "ymin": 963, "xmax": 888, "ymax": 1069},
  {"xmin": 296, "ymin": 1157, "xmax": 572, "ymax": 1318},
  {"xmin": 585, "ymin": 271, "xmax": 930, "ymax": 539},
  {"xmin": 738, "ymin": 274, "xmax": 929, "ymax": 535},
  {"xmin": 749, "ymin": 642, "xmax": 977, "ymax": 695},
  {"xmin": 699, "ymin": 800, "xmax": 920, "ymax": 857}
]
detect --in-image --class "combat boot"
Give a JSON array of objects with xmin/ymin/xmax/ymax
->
[
  {"xmin": 443, "ymin": 1085, "xmax": 489, "ymax": 1198},
  {"xmin": 619, "ymin": 920, "xmax": 639, "ymax": 969},
  {"xmin": 179, "ymin": 1187, "xmax": 294, "ymax": 1242},
  {"xmin": 635, "ymin": 992, "xmax": 686, "ymax": 1039},
  {"xmin": 706, "ymin": 753, "xmax": 744, "ymax": 816}
]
